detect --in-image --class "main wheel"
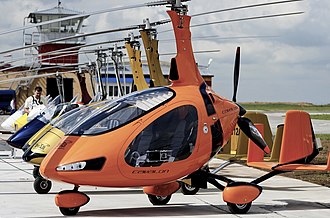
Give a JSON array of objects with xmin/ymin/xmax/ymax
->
[
  {"xmin": 34, "ymin": 177, "xmax": 52, "ymax": 194},
  {"xmin": 181, "ymin": 183, "xmax": 199, "ymax": 195},
  {"xmin": 227, "ymin": 202, "xmax": 252, "ymax": 214},
  {"xmin": 32, "ymin": 166, "xmax": 41, "ymax": 179},
  {"xmin": 147, "ymin": 194, "xmax": 171, "ymax": 205},
  {"xmin": 59, "ymin": 207, "xmax": 80, "ymax": 216}
]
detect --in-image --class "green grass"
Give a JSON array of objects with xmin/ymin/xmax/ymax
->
[
  {"xmin": 310, "ymin": 114, "xmax": 330, "ymax": 120},
  {"xmin": 241, "ymin": 102, "xmax": 330, "ymax": 112},
  {"xmin": 316, "ymin": 134, "xmax": 330, "ymax": 141}
]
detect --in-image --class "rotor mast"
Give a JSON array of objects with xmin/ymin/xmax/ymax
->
[
  {"xmin": 167, "ymin": 0, "xmax": 204, "ymax": 86},
  {"xmin": 125, "ymin": 32, "xmax": 149, "ymax": 91},
  {"xmin": 140, "ymin": 18, "xmax": 169, "ymax": 87}
]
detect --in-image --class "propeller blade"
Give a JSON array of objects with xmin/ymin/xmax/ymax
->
[
  {"xmin": 236, "ymin": 102, "xmax": 246, "ymax": 116},
  {"xmin": 237, "ymin": 117, "xmax": 271, "ymax": 154},
  {"xmin": 232, "ymin": 47, "xmax": 240, "ymax": 102}
]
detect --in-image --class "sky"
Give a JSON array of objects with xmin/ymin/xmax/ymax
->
[{"xmin": 0, "ymin": 0, "xmax": 329, "ymax": 104}]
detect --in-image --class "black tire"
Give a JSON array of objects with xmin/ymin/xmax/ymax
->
[
  {"xmin": 32, "ymin": 166, "xmax": 41, "ymax": 179},
  {"xmin": 181, "ymin": 183, "xmax": 199, "ymax": 195},
  {"xmin": 147, "ymin": 194, "xmax": 171, "ymax": 205},
  {"xmin": 59, "ymin": 207, "xmax": 80, "ymax": 216},
  {"xmin": 34, "ymin": 177, "xmax": 52, "ymax": 194},
  {"xmin": 227, "ymin": 202, "xmax": 252, "ymax": 214}
]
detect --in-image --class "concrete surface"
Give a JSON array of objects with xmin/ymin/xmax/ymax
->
[
  {"xmin": 0, "ymin": 113, "xmax": 329, "ymax": 217},
  {"xmin": 0, "ymin": 158, "xmax": 329, "ymax": 218}
]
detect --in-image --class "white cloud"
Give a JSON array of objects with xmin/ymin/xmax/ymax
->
[{"xmin": 0, "ymin": 0, "xmax": 329, "ymax": 104}]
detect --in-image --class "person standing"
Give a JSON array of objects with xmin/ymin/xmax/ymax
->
[
  {"xmin": 9, "ymin": 97, "xmax": 16, "ymax": 114},
  {"xmin": 24, "ymin": 86, "xmax": 47, "ymax": 114}
]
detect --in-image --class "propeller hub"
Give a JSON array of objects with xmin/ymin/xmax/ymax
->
[{"xmin": 236, "ymin": 103, "xmax": 246, "ymax": 116}]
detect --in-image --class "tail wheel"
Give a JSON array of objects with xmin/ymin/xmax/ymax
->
[
  {"xmin": 59, "ymin": 207, "xmax": 80, "ymax": 216},
  {"xmin": 34, "ymin": 177, "xmax": 52, "ymax": 194},
  {"xmin": 147, "ymin": 194, "xmax": 171, "ymax": 205},
  {"xmin": 181, "ymin": 183, "xmax": 199, "ymax": 195},
  {"xmin": 227, "ymin": 202, "xmax": 252, "ymax": 214}
]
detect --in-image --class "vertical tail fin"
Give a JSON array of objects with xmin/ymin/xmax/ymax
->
[{"xmin": 279, "ymin": 110, "xmax": 318, "ymax": 164}]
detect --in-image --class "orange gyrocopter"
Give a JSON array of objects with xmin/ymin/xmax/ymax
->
[
  {"xmin": 40, "ymin": 1, "xmax": 271, "ymax": 215},
  {"xmin": 35, "ymin": 0, "xmax": 330, "ymax": 216}
]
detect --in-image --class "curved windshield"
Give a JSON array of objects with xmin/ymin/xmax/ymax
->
[
  {"xmin": 69, "ymin": 87, "xmax": 175, "ymax": 136},
  {"xmin": 50, "ymin": 106, "xmax": 80, "ymax": 126},
  {"xmin": 36, "ymin": 96, "xmax": 63, "ymax": 124},
  {"xmin": 53, "ymin": 100, "xmax": 111, "ymax": 134}
]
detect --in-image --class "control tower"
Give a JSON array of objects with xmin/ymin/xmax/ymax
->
[{"xmin": 24, "ymin": 1, "xmax": 89, "ymax": 65}]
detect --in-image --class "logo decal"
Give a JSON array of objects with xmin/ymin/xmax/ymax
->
[{"xmin": 132, "ymin": 169, "xmax": 170, "ymax": 174}]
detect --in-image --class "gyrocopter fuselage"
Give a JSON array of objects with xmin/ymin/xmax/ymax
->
[{"xmin": 40, "ymin": 0, "xmax": 270, "ymax": 215}]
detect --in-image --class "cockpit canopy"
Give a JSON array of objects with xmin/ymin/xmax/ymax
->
[
  {"xmin": 68, "ymin": 87, "xmax": 175, "ymax": 135},
  {"xmin": 52, "ymin": 100, "xmax": 110, "ymax": 134}
]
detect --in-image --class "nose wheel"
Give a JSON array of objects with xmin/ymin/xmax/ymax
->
[
  {"xmin": 34, "ymin": 176, "xmax": 52, "ymax": 194},
  {"xmin": 227, "ymin": 202, "xmax": 252, "ymax": 214},
  {"xmin": 180, "ymin": 183, "xmax": 200, "ymax": 195},
  {"xmin": 147, "ymin": 194, "xmax": 172, "ymax": 205},
  {"xmin": 55, "ymin": 187, "xmax": 89, "ymax": 216},
  {"xmin": 184, "ymin": 167, "xmax": 271, "ymax": 214},
  {"xmin": 32, "ymin": 166, "xmax": 52, "ymax": 194},
  {"xmin": 59, "ymin": 207, "xmax": 80, "ymax": 216}
]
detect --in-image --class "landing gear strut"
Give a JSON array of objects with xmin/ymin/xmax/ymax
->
[
  {"xmin": 32, "ymin": 166, "xmax": 41, "ymax": 178},
  {"xmin": 198, "ymin": 167, "xmax": 286, "ymax": 214}
]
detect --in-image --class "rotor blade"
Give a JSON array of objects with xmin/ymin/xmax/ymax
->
[
  {"xmin": 0, "ymin": 34, "xmax": 142, "ymax": 68},
  {"xmin": 237, "ymin": 117, "xmax": 271, "ymax": 154},
  {"xmin": 191, "ymin": 12, "xmax": 304, "ymax": 29},
  {"xmin": 0, "ymin": 0, "xmax": 177, "ymax": 36},
  {"xmin": 191, "ymin": 0, "xmax": 303, "ymax": 18},
  {"xmin": 1, "ymin": 64, "xmax": 82, "ymax": 79},
  {"xmin": 158, "ymin": 49, "xmax": 221, "ymax": 56},
  {"xmin": 232, "ymin": 47, "xmax": 240, "ymax": 102},
  {"xmin": 159, "ymin": 35, "xmax": 279, "ymax": 43},
  {"xmin": 0, "ymin": 35, "xmax": 142, "ymax": 74},
  {"xmin": 0, "ymin": 70, "xmax": 78, "ymax": 85},
  {"xmin": 0, "ymin": 51, "xmax": 96, "ymax": 77},
  {"xmin": 159, "ymin": 11, "xmax": 304, "ymax": 34},
  {"xmin": 0, "ymin": 19, "xmax": 169, "ymax": 55},
  {"xmin": 0, "ymin": 26, "xmax": 137, "ymax": 55},
  {"xmin": 0, "ymin": 38, "xmax": 128, "ymax": 70}
]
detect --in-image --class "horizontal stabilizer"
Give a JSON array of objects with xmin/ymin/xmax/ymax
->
[{"xmin": 247, "ymin": 110, "xmax": 330, "ymax": 171}]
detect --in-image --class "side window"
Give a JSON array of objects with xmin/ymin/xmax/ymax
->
[{"xmin": 125, "ymin": 105, "xmax": 198, "ymax": 167}]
